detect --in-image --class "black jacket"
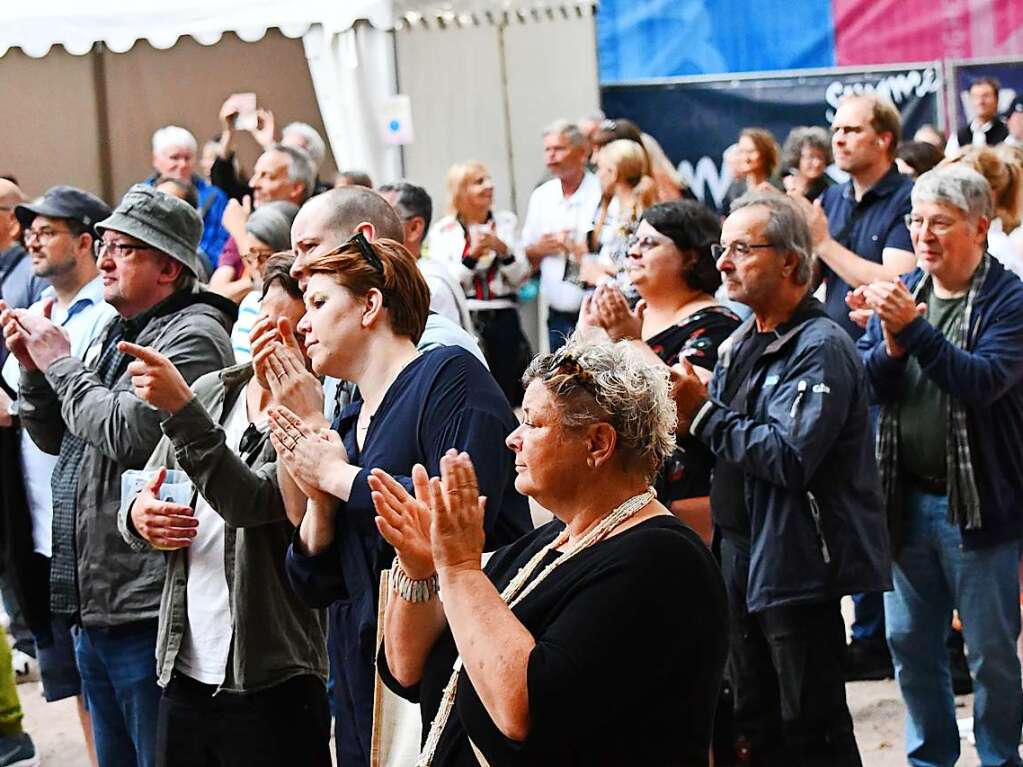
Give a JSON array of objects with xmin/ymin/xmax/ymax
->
[
  {"xmin": 956, "ymin": 119, "xmax": 1009, "ymax": 148},
  {"xmin": 693, "ymin": 297, "xmax": 892, "ymax": 612}
]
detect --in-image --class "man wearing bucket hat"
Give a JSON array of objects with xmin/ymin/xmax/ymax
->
[{"xmin": 2, "ymin": 184, "xmax": 236, "ymax": 767}]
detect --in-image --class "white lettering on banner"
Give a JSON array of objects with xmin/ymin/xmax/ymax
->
[
  {"xmin": 824, "ymin": 67, "xmax": 942, "ymax": 122},
  {"xmin": 678, "ymin": 156, "xmax": 732, "ymax": 209}
]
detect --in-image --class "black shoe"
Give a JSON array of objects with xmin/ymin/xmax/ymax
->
[
  {"xmin": 948, "ymin": 628, "xmax": 973, "ymax": 696},
  {"xmin": 844, "ymin": 639, "xmax": 894, "ymax": 681}
]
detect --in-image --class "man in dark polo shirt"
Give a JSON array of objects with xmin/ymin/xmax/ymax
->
[{"xmin": 792, "ymin": 92, "xmax": 914, "ymax": 681}]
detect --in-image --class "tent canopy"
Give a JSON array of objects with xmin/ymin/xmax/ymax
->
[{"xmin": 0, "ymin": 0, "xmax": 591, "ymax": 57}]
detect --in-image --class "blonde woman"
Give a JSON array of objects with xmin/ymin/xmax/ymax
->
[
  {"xmin": 583, "ymin": 139, "xmax": 658, "ymax": 291},
  {"xmin": 944, "ymin": 145, "xmax": 1023, "ymax": 274},
  {"xmin": 426, "ymin": 162, "xmax": 531, "ymax": 405}
]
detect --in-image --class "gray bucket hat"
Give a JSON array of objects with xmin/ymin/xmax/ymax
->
[{"xmin": 96, "ymin": 184, "xmax": 204, "ymax": 277}]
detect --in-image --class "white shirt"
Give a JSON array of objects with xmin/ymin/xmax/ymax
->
[
  {"xmin": 519, "ymin": 173, "xmax": 602, "ymax": 313},
  {"xmin": 988, "ymin": 218, "xmax": 1023, "ymax": 278},
  {"xmin": 426, "ymin": 212, "xmax": 530, "ymax": 312},
  {"xmin": 417, "ymin": 258, "xmax": 474, "ymax": 332},
  {"xmin": 174, "ymin": 393, "xmax": 249, "ymax": 685},
  {"xmin": 1, "ymin": 276, "xmax": 117, "ymax": 556},
  {"xmin": 231, "ymin": 290, "xmax": 262, "ymax": 363}
]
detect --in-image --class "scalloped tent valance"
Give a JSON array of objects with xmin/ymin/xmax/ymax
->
[{"xmin": 0, "ymin": 0, "xmax": 594, "ymax": 58}]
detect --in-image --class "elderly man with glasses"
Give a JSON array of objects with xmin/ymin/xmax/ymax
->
[
  {"xmin": 671, "ymin": 191, "xmax": 890, "ymax": 766},
  {"xmin": 1, "ymin": 184, "xmax": 236, "ymax": 767},
  {"xmin": 856, "ymin": 164, "xmax": 1023, "ymax": 767}
]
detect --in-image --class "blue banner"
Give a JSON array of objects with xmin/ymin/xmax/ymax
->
[
  {"xmin": 601, "ymin": 65, "xmax": 943, "ymax": 210},
  {"xmin": 596, "ymin": 0, "xmax": 836, "ymax": 82}
]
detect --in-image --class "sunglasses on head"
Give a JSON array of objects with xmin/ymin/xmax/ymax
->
[{"xmin": 346, "ymin": 232, "xmax": 384, "ymax": 275}]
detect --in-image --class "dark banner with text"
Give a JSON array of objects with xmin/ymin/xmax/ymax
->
[{"xmin": 601, "ymin": 65, "xmax": 943, "ymax": 210}]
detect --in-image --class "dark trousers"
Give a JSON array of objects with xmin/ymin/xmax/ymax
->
[
  {"xmin": 156, "ymin": 672, "xmax": 331, "ymax": 767},
  {"xmin": 473, "ymin": 307, "xmax": 530, "ymax": 407},
  {"xmin": 720, "ymin": 536, "xmax": 861, "ymax": 767},
  {"xmin": 546, "ymin": 308, "xmax": 577, "ymax": 353},
  {"xmin": 850, "ymin": 591, "xmax": 887, "ymax": 648},
  {"xmin": 330, "ymin": 602, "xmax": 376, "ymax": 767}
]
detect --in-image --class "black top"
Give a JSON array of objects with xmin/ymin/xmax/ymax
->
[
  {"xmin": 647, "ymin": 307, "xmax": 741, "ymax": 502},
  {"xmin": 380, "ymin": 516, "xmax": 729, "ymax": 767},
  {"xmin": 708, "ymin": 329, "xmax": 776, "ymax": 541}
]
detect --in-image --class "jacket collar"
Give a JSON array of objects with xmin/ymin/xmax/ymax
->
[{"xmin": 720, "ymin": 293, "xmax": 828, "ymax": 370}]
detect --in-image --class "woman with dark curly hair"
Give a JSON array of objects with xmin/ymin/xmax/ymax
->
[
  {"xmin": 579, "ymin": 200, "xmax": 740, "ymax": 541},
  {"xmin": 780, "ymin": 126, "xmax": 834, "ymax": 201}
]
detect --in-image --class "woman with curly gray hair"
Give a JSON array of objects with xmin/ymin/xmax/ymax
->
[
  {"xmin": 366, "ymin": 335, "xmax": 729, "ymax": 766},
  {"xmin": 780, "ymin": 126, "xmax": 834, "ymax": 201}
]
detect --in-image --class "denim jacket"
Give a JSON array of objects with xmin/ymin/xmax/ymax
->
[{"xmin": 119, "ymin": 363, "xmax": 328, "ymax": 692}]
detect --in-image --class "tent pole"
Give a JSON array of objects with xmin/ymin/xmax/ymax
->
[
  {"xmin": 495, "ymin": 19, "xmax": 517, "ymax": 214},
  {"xmin": 91, "ymin": 42, "xmax": 114, "ymax": 204}
]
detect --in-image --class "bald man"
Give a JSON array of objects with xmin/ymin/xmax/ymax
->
[{"xmin": 0, "ymin": 181, "xmax": 48, "ymax": 365}]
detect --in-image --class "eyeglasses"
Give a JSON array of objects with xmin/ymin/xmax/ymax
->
[
  {"xmin": 711, "ymin": 242, "xmax": 774, "ymax": 260},
  {"xmin": 905, "ymin": 214, "xmax": 957, "ymax": 236},
  {"xmin": 94, "ymin": 240, "xmax": 157, "ymax": 260},
  {"xmin": 545, "ymin": 348, "xmax": 597, "ymax": 396},
  {"xmin": 627, "ymin": 234, "xmax": 673, "ymax": 254},
  {"xmin": 346, "ymin": 232, "xmax": 384, "ymax": 274},
  {"xmin": 24, "ymin": 226, "xmax": 72, "ymax": 245},
  {"xmin": 242, "ymin": 250, "xmax": 273, "ymax": 265}
]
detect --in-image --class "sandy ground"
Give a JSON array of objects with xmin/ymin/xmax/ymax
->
[{"xmin": 19, "ymin": 670, "xmax": 983, "ymax": 766}]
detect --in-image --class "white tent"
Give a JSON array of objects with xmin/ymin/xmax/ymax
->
[{"xmin": 0, "ymin": 0, "xmax": 599, "ymax": 216}]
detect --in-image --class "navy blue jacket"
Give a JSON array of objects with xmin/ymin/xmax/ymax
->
[
  {"xmin": 858, "ymin": 259, "xmax": 1023, "ymax": 551},
  {"xmin": 693, "ymin": 297, "xmax": 891, "ymax": 613},
  {"xmin": 285, "ymin": 346, "xmax": 532, "ymax": 762}
]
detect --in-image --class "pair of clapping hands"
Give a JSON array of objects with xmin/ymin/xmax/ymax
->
[
  {"xmin": 127, "ymin": 314, "xmax": 342, "ymax": 549},
  {"xmin": 0, "ymin": 297, "xmax": 73, "ymax": 374},
  {"xmin": 369, "ymin": 450, "xmax": 487, "ymax": 580},
  {"xmin": 846, "ymin": 280, "xmax": 926, "ymax": 357}
]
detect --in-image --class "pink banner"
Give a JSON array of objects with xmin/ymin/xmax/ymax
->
[{"xmin": 833, "ymin": 0, "xmax": 1023, "ymax": 65}]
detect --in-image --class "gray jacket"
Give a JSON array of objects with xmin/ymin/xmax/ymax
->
[
  {"xmin": 19, "ymin": 293, "xmax": 235, "ymax": 627},
  {"xmin": 119, "ymin": 363, "xmax": 328, "ymax": 692}
]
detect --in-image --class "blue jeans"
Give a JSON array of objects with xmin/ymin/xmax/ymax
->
[
  {"xmin": 885, "ymin": 490, "xmax": 1023, "ymax": 767},
  {"xmin": 74, "ymin": 620, "xmax": 161, "ymax": 767},
  {"xmin": 850, "ymin": 592, "xmax": 886, "ymax": 646},
  {"xmin": 546, "ymin": 309, "xmax": 577, "ymax": 353}
]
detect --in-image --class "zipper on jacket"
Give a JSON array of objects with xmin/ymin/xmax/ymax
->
[
  {"xmin": 806, "ymin": 491, "xmax": 831, "ymax": 564},
  {"xmin": 789, "ymin": 380, "xmax": 808, "ymax": 418}
]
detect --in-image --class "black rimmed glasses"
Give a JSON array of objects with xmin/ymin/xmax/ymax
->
[
  {"xmin": 711, "ymin": 242, "xmax": 774, "ymax": 260},
  {"xmin": 24, "ymin": 226, "xmax": 72, "ymax": 245}
]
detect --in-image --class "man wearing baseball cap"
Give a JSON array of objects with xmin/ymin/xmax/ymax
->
[
  {"xmin": 0, "ymin": 184, "xmax": 115, "ymax": 767},
  {"xmin": 1, "ymin": 184, "xmax": 236, "ymax": 767}
]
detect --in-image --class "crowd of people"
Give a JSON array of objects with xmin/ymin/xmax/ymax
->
[{"xmin": 0, "ymin": 77, "xmax": 1021, "ymax": 767}]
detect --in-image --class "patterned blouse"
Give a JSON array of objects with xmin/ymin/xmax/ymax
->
[{"xmin": 648, "ymin": 306, "xmax": 742, "ymax": 503}]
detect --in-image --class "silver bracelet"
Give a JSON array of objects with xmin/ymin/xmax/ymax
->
[{"xmin": 390, "ymin": 559, "xmax": 439, "ymax": 603}]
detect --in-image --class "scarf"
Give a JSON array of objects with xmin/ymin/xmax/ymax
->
[{"xmin": 876, "ymin": 254, "xmax": 990, "ymax": 530}]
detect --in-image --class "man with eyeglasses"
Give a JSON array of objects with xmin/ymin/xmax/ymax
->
[
  {"xmin": 790, "ymin": 92, "xmax": 915, "ymax": 683},
  {"xmin": 2, "ymin": 184, "xmax": 236, "ymax": 767},
  {"xmin": 671, "ymin": 191, "xmax": 889, "ymax": 765},
  {"xmin": 0, "ymin": 185, "xmax": 115, "ymax": 767},
  {"xmin": 856, "ymin": 165, "xmax": 1023, "ymax": 767}
]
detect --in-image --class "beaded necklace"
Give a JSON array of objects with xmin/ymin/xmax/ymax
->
[{"xmin": 416, "ymin": 487, "xmax": 657, "ymax": 767}]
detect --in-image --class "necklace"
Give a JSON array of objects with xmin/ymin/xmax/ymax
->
[{"xmin": 415, "ymin": 487, "xmax": 657, "ymax": 766}]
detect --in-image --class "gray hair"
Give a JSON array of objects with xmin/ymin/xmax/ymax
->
[
  {"xmin": 578, "ymin": 109, "xmax": 606, "ymax": 124},
  {"xmin": 282, "ymin": 122, "xmax": 327, "ymax": 169},
  {"xmin": 542, "ymin": 119, "xmax": 586, "ymax": 148},
  {"xmin": 268, "ymin": 144, "xmax": 317, "ymax": 203},
  {"xmin": 730, "ymin": 191, "xmax": 814, "ymax": 285},
  {"xmin": 781, "ymin": 126, "xmax": 833, "ymax": 171},
  {"xmin": 524, "ymin": 335, "xmax": 677, "ymax": 481},
  {"xmin": 912, "ymin": 164, "xmax": 994, "ymax": 221},
  {"xmin": 152, "ymin": 126, "xmax": 197, "ymax": 155},
  {"xmin": 245, "ymin": 201, "xmax": 300, "ymax": 252}
]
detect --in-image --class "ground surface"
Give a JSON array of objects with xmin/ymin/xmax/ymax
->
[{"xmin": 21, "ymin": 673, "xmax": 982, "ymax": 766}]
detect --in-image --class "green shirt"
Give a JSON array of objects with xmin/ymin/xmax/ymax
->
[{"xmin": 897, "ymin": 293, "xmax": 966, "ymax": 480}]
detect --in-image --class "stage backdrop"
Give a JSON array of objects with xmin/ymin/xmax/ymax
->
[
  {"xmin": 597, "ymin": 0, "xmax": 1023, "ymax": 81},
  {"xmin": 601, "ymin": 64, "xmax": 943, "ymax": 210}
]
